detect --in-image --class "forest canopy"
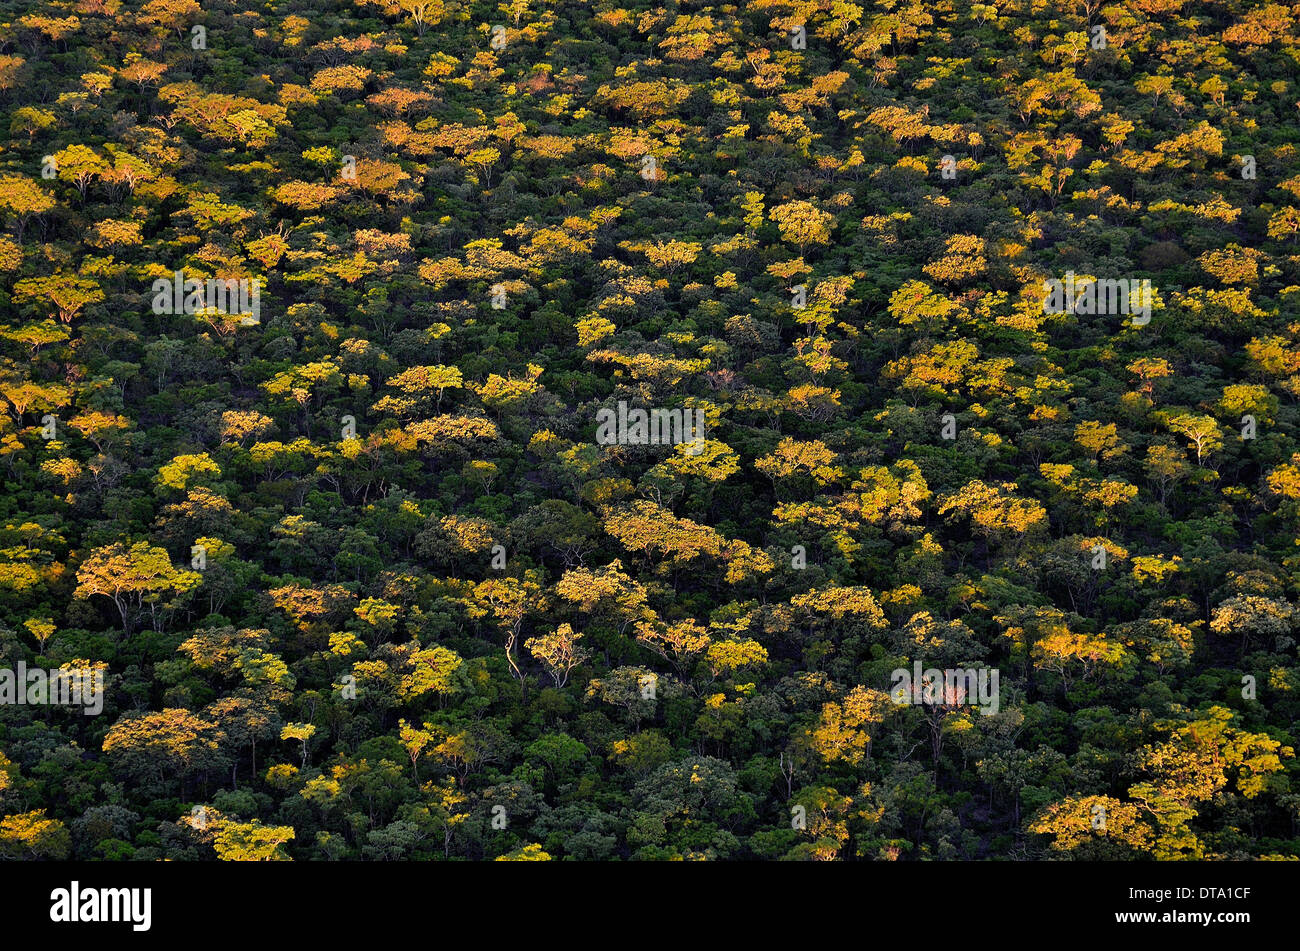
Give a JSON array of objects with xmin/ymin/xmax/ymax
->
[{"xmin": 0, "ymin": 0, "xmax": 1298, "ymax": 862}]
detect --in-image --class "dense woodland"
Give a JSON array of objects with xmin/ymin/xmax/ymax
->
[{"xmin": 0, "ymin": 0, "xmax": 1299, "ymax": 861}]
